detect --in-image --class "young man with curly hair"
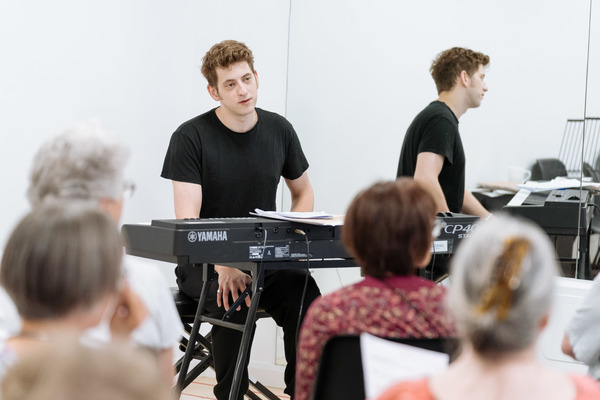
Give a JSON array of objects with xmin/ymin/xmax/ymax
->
[
  {"xmin": 161, "ymin": 40, "xmax": 320, "ymax": 400},
  {"xmin": 396, "ymin": 47, "xmax": 491, "ymax": 218}
]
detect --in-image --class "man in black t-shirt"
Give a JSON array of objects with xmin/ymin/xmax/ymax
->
[
  {"xmin": 397, "ymin": 47, "xmax": 491, "ymax": 218},
  {"xmin": 161, "ymin": 40, "xmax": 320, "ymax": 400}
]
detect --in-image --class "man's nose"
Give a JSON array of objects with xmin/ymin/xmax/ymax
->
[{"xmin": 237, "ymin": 82, "xmax": 247, "ymax": 95}]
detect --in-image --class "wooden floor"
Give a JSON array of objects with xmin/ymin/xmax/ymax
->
[{"xmin": 180, "ymin": 376, "xmax": 289, "ymax": 400}]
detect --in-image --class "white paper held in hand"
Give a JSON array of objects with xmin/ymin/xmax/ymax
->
[{"xmin": 360, "ymin": 332, "xmax": 449, "ymax": 399}]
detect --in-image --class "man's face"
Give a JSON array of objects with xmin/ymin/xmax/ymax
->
[
  {"xmin": 208, "ymin": 61, "xmax": 259, "ymax": 118},
  {"xmin": 466, "ymin": 64, "xmax": 488, "ymax": 108}
]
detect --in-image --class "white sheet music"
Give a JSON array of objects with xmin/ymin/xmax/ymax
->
[
  {"xmin": 518, "ymin": 177, "xmax": 600, "ymax": 192},
  {"xmin": 360, "ymin": 332, "xmax": 449, "ymax": 399},
  {"xmin": 251, "ymin": 209, "xmax": 344, "ymax": 226},
  {"xmin": 253, "ymin": 209, "xmax": 333, "ymax": 219},
  {"xmin": 506, "ymin": 188, "xmax": 532, "ymax": 206}
]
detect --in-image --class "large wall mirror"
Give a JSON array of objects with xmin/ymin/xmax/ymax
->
[
  {"xmin": 275, "ymin": 0, "xmax": 600, "ymax": 367},
  {"xmin": 285, "ymin": 0, "xmax": 598, "ymax": 215}
]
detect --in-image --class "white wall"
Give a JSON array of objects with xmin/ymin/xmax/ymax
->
[{"xmin": 0, "ymin": 0, "xmax": 291, "ymax": 249}]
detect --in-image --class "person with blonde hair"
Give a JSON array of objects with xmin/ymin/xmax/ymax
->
[{"xmin": 378, "ymin": 215, "xmax": 600, "ymax": 400}]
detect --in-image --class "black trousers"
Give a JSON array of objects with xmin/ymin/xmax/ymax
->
[{"xmin": 175, "ymin": 264, "xmax": 321, "ymax": 400}]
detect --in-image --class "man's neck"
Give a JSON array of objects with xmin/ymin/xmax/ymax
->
[
  {"xmin": 437, "ymin": 92, "xmax": 467, "ymax": 120},
  {"xmin": 215, "ymin": 107, "xmax": 258, "ymax": 133}
]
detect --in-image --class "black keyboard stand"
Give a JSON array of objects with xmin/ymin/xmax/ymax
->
[{"xmin": 174, "ymin": 259, "xmax": 357, "ymax": 400}]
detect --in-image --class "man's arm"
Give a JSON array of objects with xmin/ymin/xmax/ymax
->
[
  {"xmin": 413, "ymin": 152, "xmax": 450, "ymax": 213},
  {"xmin": 462, "ymin": 190, "xmax": 491, "ymax": 218},
  {"xmin": 171, "ymin": 180, "xmax": 251, "ymax": 311},
  {"xmin": 172, "ymin": 181, "xmax": 202, "ymax": 219},
  {"xmin": 285, "ymin": 171, "xmax": 314, "ymax": 212}
]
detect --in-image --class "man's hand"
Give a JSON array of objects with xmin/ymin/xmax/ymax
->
[{"xmin": 215, "ymin": 265, "xmax": 253, "ymax": 311}]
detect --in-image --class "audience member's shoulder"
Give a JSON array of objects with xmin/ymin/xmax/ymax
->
[
  {"xmin": 122, "ymin": 254, "xmax": 166, "ymax": 282},
  {"xmin": 569, "ymin": 373, "xmax": 600, "ymax": 398},
  {"xmin": 121, "ymin": 255, "xmax": 175, "ymax": 305},
  {"xmin": 1, "ymin": 340, "xmax": 171, "ymax": 400}
]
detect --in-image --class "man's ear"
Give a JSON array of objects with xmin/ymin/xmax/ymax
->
[
  {"xmin": 207, "ymin": 84, "xmax": 220, "ymax": 101},
  {"xmin": 459, "ymin": 70, "xmax": 470, "ymax": 87}
]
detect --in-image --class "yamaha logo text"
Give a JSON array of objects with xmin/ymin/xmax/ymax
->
[{"xmin": 187, "ymin": 230, "xmax": 228, "ymax": 243}]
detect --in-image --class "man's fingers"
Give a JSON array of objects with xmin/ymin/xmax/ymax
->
[
  {"xmin": 216, "ymin": 288, "xmax": 223, "ymax": 308},
  {"xmin": 223, "ymin": 289, "xmax": 231, "ymax": 311}
]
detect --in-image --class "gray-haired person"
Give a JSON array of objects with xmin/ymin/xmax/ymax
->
[
  {"xmin": 0, "ymin": 122, "xmax": 182, "ymax": 380},
  {"xmin": 0, "ymin": 204, "xmax": 146, "ymax": 376},
  {"xmin": 378, "ymin": 215, "xmax": 600, "ymax": 400}
]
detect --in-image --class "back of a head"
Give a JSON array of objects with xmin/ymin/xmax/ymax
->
[
  {"xmin": 27, "ymin": 121, "xmax": 129, "ymax": 208},
  {"xmin": 430, "ymin": 47, "xmax": 490, "ymax": 94},
  {"xmin": 1, "ymin": 340, "xmax": 171, "ymax": 400},
  {"xmin": 201, "ymin": 39, "xmax": 255, "ymax": 87},
  {"xmin": 448, "ymin": 214, "xmax": 558, "ymax": 356},
  {"xmin": 342, "ymin": 178, "xmax": 437, "ymax": 278},
  {"xmin": 0, "ymin": 203, "xmax": 122, "ymax": 320}
]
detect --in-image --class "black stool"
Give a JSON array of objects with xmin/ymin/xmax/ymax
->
[{"xmin": 172, "ymin": 288, "xmax": 280, "ymax": 400}]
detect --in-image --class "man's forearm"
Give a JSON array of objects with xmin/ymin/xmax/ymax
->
[
  {"xmin": 462, "ymin": 190, "xmax": 490, "ymax": 218},
  {"xmin": 413, "ymin": 176, "xmax": 450, "ymax": 214},
  {"xmin": 290, "ymin": 191, "xmax": 314, "ymax": 212}
]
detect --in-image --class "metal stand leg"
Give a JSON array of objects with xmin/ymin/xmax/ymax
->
[
  {"xmin": 175, "ymin": 265, "xmax": 213, "ymax": 396},
  {"xmin": 228, "ymin": 265, "xmax": 265, "ymax": 400},
  {"xmin": 578, "ymin": 230, "xmax": 591, "ymax": 279}
]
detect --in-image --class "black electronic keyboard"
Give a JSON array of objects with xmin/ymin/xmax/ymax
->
[
  {"xmin": 122, "ymin": 217, "xmax": 349, "ymax": 267},
  {"xmin": 121, "ymin": 214, "xmax": 480, "ymax": 266},
  {"xmin": 433, "ymin": 213, "xmax": 480, "ymax": 255},
  {"xmin": 503, "ymin": 189, "xmax": 592, "ymax": 235},
  {"xmin": 503, "ymin": 189, "xmax": 593, "ymax": 279}
]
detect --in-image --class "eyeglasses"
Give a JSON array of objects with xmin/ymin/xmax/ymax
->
[
  {"xmin": 122, "ymin": 180, "xmax": 136, "ymax": 199},
  {"xmin": 432, "ymin": 219, "xmax": 447, "ymax": 238}
]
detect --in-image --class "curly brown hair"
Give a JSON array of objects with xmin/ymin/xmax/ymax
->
[
  {"xmin": 342, "ymin": 178, "xmax": 437, "ymax": 279},
  {"xmin": 430, "ymin": 47, "xmax": 490, "ymax": 94},
  {"xmin": 201, "ymin": 40, "xmax": 255, "ymax": 88}
]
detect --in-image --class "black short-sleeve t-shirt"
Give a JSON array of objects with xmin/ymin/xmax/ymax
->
[
  {"xmin": 396, "ymin": 101, "xmax": 465, "ymax": 212},
  {"xmin": 161, "ymin": 108, "xmax": 309, "ymax": 218}
]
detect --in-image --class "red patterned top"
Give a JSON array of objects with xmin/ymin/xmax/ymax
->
[{"xmin": 294, "ymin": 275, "xmax": 456, "ymax": 400}]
